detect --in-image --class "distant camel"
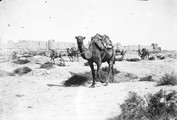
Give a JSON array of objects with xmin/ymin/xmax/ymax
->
[
  {"xmin": 115, "ymin": 48, "xmax": 127, "ymax": 60},
  {"xmin": 44, "ymin": 49, "xmax": 65, "ymax": 64},
  {"xmin": 66, "ymin": 47, "xmax": 79, "ymax": 62},
  {"xmin": 75, "ymin": 34, "xmax": 116, "ymax": 87},
  {"xmin": 138, "ymin": 48, "xmax": 149, "ymax": 60}
]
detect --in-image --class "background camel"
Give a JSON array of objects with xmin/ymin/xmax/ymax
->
[
  {"xmin": 66, "ymin": 47, "xmax": 79, "ymax": 62},
  {"xmin": 138, "ymin": 48, "xmax": 149, "ymax": 60},
  {"xmin": 115, "ymin": 42, "xmax": 127, "ymax": 60},
  {"xmin": 75, "ymin": 34, "xmax": 116, "ymax": 87},
  {"xmin": 44, "ymin": 49, "xmax": 65, "ymax": 64}
]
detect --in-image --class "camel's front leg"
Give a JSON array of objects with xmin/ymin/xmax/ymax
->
[
  {"xmin": 96, "ymin": 62, "xmax": 104, "ymax": 83},
  {"xmin": 88, "ymin": 61, "xmax": 95, "ymax": 88}
]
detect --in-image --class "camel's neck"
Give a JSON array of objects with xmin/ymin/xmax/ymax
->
[{"xmin": 77, "ymin": 42, "xmax": 92, "ymax": 60}]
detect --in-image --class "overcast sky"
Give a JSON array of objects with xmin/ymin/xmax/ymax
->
[{"xmin": 0, "ymin": 0, "xmax": 177, "ymax": 50}]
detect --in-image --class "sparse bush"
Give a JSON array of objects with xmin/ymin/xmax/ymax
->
[
  {"xmin": 63, "ymin": 74, "xmax": 89, "ymax": 86},
  {"xmin": 157, "ymin": 73, "xmax": 177, "ymax": 86},
  {"xmin": 148, "ymin": 56, "xmax": 155, "ymax": 60},
  {"xmin": 112, "ymin": 89, "xmax": 177, "ymax": 120},
  {"xmin": 167, "ymin": 54, "xmax": 174, "ymax": 59},
  {"xmin": 56, "ymin": 62, "xmax": 66, "ymax": 67},
  {"xmin": 40, "ymin": 62, "xmax": 54, "ymax": 69},
  {"xmin": 139, "ymin": 76, "xmax": 154, "ymax": 82},
  {"xmin": 126, "ymin": 58, "xmax": 140, "ymax": 62},
  {"xmin": 63, "ymin": 67, "xmax": 120, "ymax": 86},
  {"xmin": 13, "ymin": 59, "xmax": 30, "ymax": 64},
  {"xmin": 114, "ymin": 92, "xmax": 147, "ymax": 120},
  {"xmin": 160, "ymin": 56, "xmax": 165, "ymax": 60},
  {"xmin": 147, "ymin": 90, "xmax": 177, "ymax": 120},
  {"xmin": 13, "ymin": 67, "xmax": 32, "ymax": 75}
]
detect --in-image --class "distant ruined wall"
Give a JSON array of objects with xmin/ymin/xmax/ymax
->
[{"xmin": 6, "ymin": 40, "xmax": 77, "ymax": 51}]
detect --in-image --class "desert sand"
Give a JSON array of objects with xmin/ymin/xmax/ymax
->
[{"xmin": 0, "ymin": 54, "xmax": 177, "ymax": 120}]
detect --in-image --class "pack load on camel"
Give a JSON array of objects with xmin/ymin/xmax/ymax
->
[{"xmin": 91, "ymin": 33, "xmax": 113, "ymax": 50}]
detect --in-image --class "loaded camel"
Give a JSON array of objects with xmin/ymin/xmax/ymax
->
[
  {"xmin": 75, "ymin": 34, "xmax": 116, "ymax": 87},
  {"xmin": 43, "ymin": 49, "xmax": 65, "ymax": 65},
  {"xmin": 138, "ymin": 48, "xmax": 149, "ymax": 60}
]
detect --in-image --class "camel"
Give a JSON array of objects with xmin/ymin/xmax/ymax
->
[
  {"xmin": 115, "ymin": 43, "xmax": 127, "ymax": 60},
  {"xmin": 138, "ymin": 48, "xmax": 149, "ymax": 60},
  {"xmin": 115, "ymin": 49, "xmax": 127, "ymax": 60},
  {"xmin": 75, "ymin": 34, "xmax": 116, "ymax": 87},
  {"xmin": 43, "ymin": 49, "xmax": 65, "ymax": 64},
  {"xmin": 66, "ymin": 47, "xmax": 79, "ymax": 62}
]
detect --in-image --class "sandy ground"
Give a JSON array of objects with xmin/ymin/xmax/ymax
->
[{"xmin": 0, "ymin": 55, "xmax": 177, "ymax": 120}]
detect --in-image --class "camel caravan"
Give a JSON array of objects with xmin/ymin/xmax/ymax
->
[
  {"xmin": 7, "ymin": 33, "xmax": 163, "ymax": 66},
  {"xmin": 3, "ymin": 33, "xmax": 172, "ymax": 87}
]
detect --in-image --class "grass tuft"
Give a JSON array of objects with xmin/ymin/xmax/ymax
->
[
  {"xmin": 112, "ymin": 89, "xmax": 177, "ymax": 120},
  {"xmin": 157, "ymin": 72, "xmax": 177, "ymax": 86},
  {"xmin": 139, "ymin": 76, "xmax": 154, "ymax": 82},
  {"xmin": 13, "ymin": 67, "xmax": 32, "ymax": 75},
  {"xmin": 40, "ymin": 62, "xmax": 54, "ymax": 69}
]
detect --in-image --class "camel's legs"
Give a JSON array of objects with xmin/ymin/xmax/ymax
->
[
  {"xmin": 96, "ymin": 62, "xmax": 104, "ymax": 83},
  {"xmin": 76, "ymin": 54, "xmax": 79, "ymax": 62},
  {"xmin": 88, "ymin": 61, "xmax": 95, "ymax": 88},
  {"xmin": 104, "ymin": 62, "xmax": 111, "ymax": 86},
  {"xmin": 51, "ymin": 58, "xmax": 55, "ymax": 64},
  {"xmin": 68, "ymin": 55, "xmax": 73, "ymax": 62},
  {"xmin": 111, "ymin": 64, "xmax": 114, "ymax": 82}
]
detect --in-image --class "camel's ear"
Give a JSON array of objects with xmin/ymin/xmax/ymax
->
[
  {"xmin": 75, "ymin": 36, "xmax": 77, "ymax": 39},
  {"xmin": 83, "ymin": 37, "xmax": 86, "ymax": 39}
]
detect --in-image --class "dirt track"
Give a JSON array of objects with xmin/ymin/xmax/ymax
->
[{"xmin": 0, "ymin": 56, "xmax": 177, "ymax": 120}]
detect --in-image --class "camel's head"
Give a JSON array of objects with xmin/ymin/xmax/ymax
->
[
  {"xmin": 75, "ymin": 36, "xmax": 86, "ymax": 45},
  {"xmin": 91, "ymin": 34, "xmax": 102, "ymax": 41}
]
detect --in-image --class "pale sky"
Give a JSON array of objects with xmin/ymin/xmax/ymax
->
[{"xmin": 0, "ymin": 0, "xmax": 177, "ymax": 50}]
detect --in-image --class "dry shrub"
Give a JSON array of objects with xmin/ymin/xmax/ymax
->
[
  {"xmin": 112, "ymin": 89, "xmax": 177, "ymax": 120},
  {"xmin": 13, "ymin": 59, "xmax": 30, "ymax": 64},
  {"xmin": 63, "ymin": 67, "xmax": 120, "ymax": 86},
  {"xmin": 139, "ymin": 76, "xmax": 154, "ymax": 82},
  {"xmin": 114, "ymin": 92, "xmax": 147, "ymax": 120},
  {"xmin": 56, "ymin": 62, "xmax": 66, "ymax": 67},
  {"xmin": 126, "ymin": 58, "xmax": 140, "ymax": 62},
  {"xmin": 160, "ymin": 56, "xmax": 166, "ymax": 60},
  {"xmin": 147, "ymin": 90, "xmax": 177, "ymax": 120},
  {"xmin": 63, "ymin": 74, "xmax": 89, "ymax": 87},
  {"xmin": 157, "ymin": 73, "xmax": 177, "ymax": 86},
  {"xmin": 40, "ymin": 62, "xmax": 54, "ymax": 69},
  {"xmin": 148, "ymin": 56, "xmax": 155, "ymax": 60},
  {"xmin": 13, "ymin": 67, "xmax": 32, "ymax": 75}
]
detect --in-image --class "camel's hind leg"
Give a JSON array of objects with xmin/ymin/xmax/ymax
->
[{"xmin": 104, "ymin": 62, "xmax": 113, "ymax": 86}]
